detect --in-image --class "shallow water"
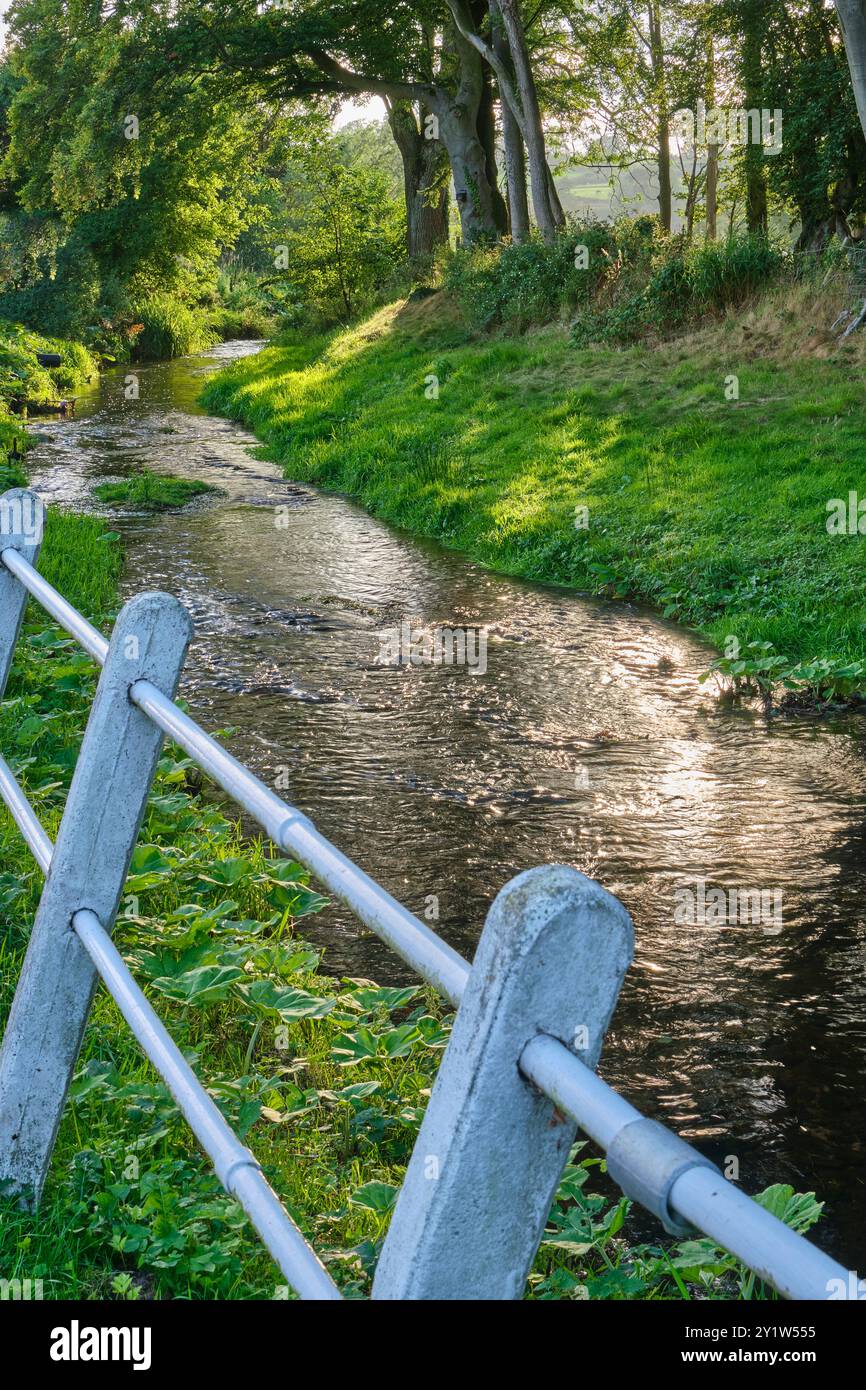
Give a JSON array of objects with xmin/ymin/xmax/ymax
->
[{"xmin": 26, "ymin": 342, "xmax": 866, "ymax": 1266}]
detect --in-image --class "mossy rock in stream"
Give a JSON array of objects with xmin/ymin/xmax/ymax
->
[{"xmin": 93, "ymin": 473, "xmax": 220, "ymax": 510}]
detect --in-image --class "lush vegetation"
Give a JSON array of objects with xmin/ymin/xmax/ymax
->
[
  {"xmin": 445, "ymin": 219, "xmax": 787, "ymax": 338},
  {"xmin": 0, "ymin": 320, "xmax": 96, "ymax": 404},
  {"xmin": 204, "ymin": 283, "xmax": 866, "ymax": 702},
  {"xmin": 93, "ymin": 473, "xmax": 219, "ymax": 511}
]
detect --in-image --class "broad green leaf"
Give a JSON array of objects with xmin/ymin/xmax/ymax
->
[{"xmin": 351, "ymin": 1181, "xmax": 398, "ymax": 1214}]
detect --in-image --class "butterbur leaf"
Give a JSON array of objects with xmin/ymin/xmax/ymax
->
[
  {"xmin": 266, "ymin": 882, "xmax": 328, "ymax": 917},
  {"xmin": 150, "ymin": 964, "xmax": 245, "ymax": 1005},
  {"xmin": 672, "ymin": 1238, "xmax": 733, "ymax": 1280},
  {"xmin": 381, "ymin": 1024, "xmax": 420, "ymax": 1057},
  {"xmin": 753, "ymin": 1184, "xmax": 823, "ymax": 1234},
  {"xmin": 351, "ymin": 1181, "xmax": 398, "ymax": 1214},
  {"xmin": 349, "ymin": 986, "xmax": 420, "ymax": 1013},
  {"xmin": 415, "ymin": 1015, "xmax": 450, "ymax": 1048},
  {"xmin": 195, "ymin": 859, "xmax": 252, "ymax": 886},
  {"xmin": 331, "ymin": 1026, "xmax": 380, "ymax": 1065},
  {"xmin": 239, "ymin": 978, "xmax": 334, "ymax": 1021}
]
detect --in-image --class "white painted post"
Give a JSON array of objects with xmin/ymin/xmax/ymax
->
[
  {"xmin": 0, "ymin": 592, "xmax": 192, "ymax": 1204},
  {"xmin": 372, "ymin": 864, "xmax": 634, "ymax": 1300},
  {"xmin": 0, "ymin": 487, "xmax": 44, "ymax": 696}
]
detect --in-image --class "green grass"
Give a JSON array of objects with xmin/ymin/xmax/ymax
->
[
  {"xmin": 93, "ymin": 472, "xmax": 218, "ymax": 511},
  {"xmin": 0, "ymin": 460, "xmax": 822, "ymax": 1299},
  {"xmin": 201, "ymin": 297, "xmax": 866, "ymax": 699}
]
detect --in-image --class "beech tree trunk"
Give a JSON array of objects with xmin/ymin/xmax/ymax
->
[
  {"xmin": 741, "ymin": 0, "xmax": 768, "ymax": 233},
  {"xmin": 475, "ymin": 52, "xmax": 510, "ymax": 235},
  {"xmin": 647, "ymin": 0, "xmax": 671, "ymax": 233},
  {"xmin": 491, "ymin": 0, "xmax": 529, "ymax": 240},
  {"xmin": 387, "ymin": 101, "xmax": 450, "ymax": 261},
  {"xmin": 705, "ymin": 36, "xmax": 718, "ymax": 241},
  {"xmin": 497, "ymin": 0, "xmax": 563, "ymax": 242},
  {"xmin": 835, "ymin": 1, "xmax": 866, "ymax": 143}
]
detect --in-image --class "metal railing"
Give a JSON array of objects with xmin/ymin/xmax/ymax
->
[{"xmin": 0, "ymin": 486, "xmax": 855, "ymax": 1301}]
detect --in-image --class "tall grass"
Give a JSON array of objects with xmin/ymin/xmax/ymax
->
[{"xmin": 132, "ymin": 293, "xmax": 217, "ymax": 360}]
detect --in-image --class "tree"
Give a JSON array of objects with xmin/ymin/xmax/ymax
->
[
  {"xmin": 385, "ymin": 100, "xmax": 451, "ymax": 261},
  {"xmin": 835, "ymin": 1, "xmax": 866, "ymax": 144},
  {"xmin": 0, "ymin": 0, "xmax": 286, "ymax": 335},
  {"xmin": 277, "ymin": 138, "xmax": 405, "ymax": 319},
  {"xmin": 156, "ymin": 1, "xmax": 509, "ymax": 244}
]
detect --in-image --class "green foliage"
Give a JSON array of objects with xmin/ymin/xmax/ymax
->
[
  {"xmin": 0, "ymin": 3, "xmax": 284, "ymax": 349},
  {"xmin": 0, "ymin": 318, "xmax": 98, "ymax": 405},
  {"xmin": 446, "ymin": 220, "xmax": 785, "ymax": 342},
  {"xmin": 274, "ymin": 139, "xmax": 406, "ymax": 326}
]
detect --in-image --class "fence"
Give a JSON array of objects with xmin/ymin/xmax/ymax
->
[{"xmin": 0, "ymin": 484, "xmax": 854, "ymax": 1301}]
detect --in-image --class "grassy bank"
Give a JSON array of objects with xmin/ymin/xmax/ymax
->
[
  {"xmin": 0, "ymin": 468, "xmax": 821, "ymax": 1299},
  {"xmin": 202, "ymin": 295, "xmax": 866, "ymax": 700}
]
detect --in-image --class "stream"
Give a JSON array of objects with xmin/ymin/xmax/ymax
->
[{"xmin": 25, "ymin": 341, "xmax": 866, "ymax": 1267}]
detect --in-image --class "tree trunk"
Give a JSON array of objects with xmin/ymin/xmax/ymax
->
[
  {"xmin": 742, "ymin": 1, "xmax": 768, "ymax": 234},
  {"xmin": 834, "ymin": 1, "xmax": 866, "ymax": 144},
  {"xmin": 387, "ymin": 101, "xmax": 450, "ymax": 261},
  {"xmin": 490, "ymin": 0, "xmax": 529, "ymax": 240},
  {"xmin": 648, "ymin": 0, "xmax": 671, "ymax": 233},
  {"xmin": 497, "ymin": 0, "xmax": 563, "ymax": 241},
  {"xmin": 430, "ymin": 34, "xmax": 503, "ymax": 245},
  {"xmin": 475, "ymin": 50, "xmax": 510, "ymax": 235},
  {"xmin": 705, "ymin": 35, "xmax": 718, "ymax": 241}
]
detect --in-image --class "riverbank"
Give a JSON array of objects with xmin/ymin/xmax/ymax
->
[
  {"xmin": 202, "ymin": 296, "xmax": 866, "ymax": 701},
  {"xmin": 0, "ymin": 459, "xmax": 824, "ymax": 1298}
]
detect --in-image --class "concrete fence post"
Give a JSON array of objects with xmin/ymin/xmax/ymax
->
[
  {"xmin": 0, "ymin": 487, "xmax": 44, "ymax": 696},
  {"xmin": 0, "ymin": 591, "xmax": 191, "ymax": 1204},
  {"xmin": 372, "ymin": 864, "xmax": 634, "ymax": 1300}
]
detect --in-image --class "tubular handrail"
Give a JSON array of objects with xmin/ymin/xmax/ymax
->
[{"xmin": 0, "ymin": 536, "xmax": 854, "ymax": 1302}]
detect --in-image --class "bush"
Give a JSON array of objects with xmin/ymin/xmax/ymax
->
[
  {"xmin": 207, "ymin": 305, "xmax": 275, "ymax": 341},
  {"xmin": 445, "ymin": 219, "xmax": 787, "ymax": 343},
  {"xmin": 574, "ymin": 233, "xmax": 788, "ymax": 344},
  {"xmin": 0, "ymin": 319, "xmax": 98, "ymax": 406},
  {"xmin": 446, "ymin": 226, "xmax": 604, "ymax": 331}
]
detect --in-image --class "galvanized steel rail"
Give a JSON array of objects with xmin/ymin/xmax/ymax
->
[{"xmin": 0, "ymin": 487, "xmax": 855, "ymax": 1301}]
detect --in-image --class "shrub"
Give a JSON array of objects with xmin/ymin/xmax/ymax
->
[
  {"xmin": 0, "ymin": 319, "xmax": 98, "ymax": 405},
  {"xmin": 573, "ymin": 233, "xmax": 788, "ymax": 344},
  {"xmin": 445, "ymin": 218, "xmax": 787, "ymax": 343}
]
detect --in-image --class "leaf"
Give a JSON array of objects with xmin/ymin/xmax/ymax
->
[
  {"xmin": 331, "ymin": 1026, "xmax": 380, "ymax": 1066},
  {"xmin": 266, "ymin": 882, "xmax": 329, "ymax": 917},
  {"xmin": 149, "ymin": 964, "xmax": 246, "ymax": 1005},
  {"xmin": 195, "ymin": 858, "xmax": 252, "ymax": 887},
  {"xmin": 752, "ymin": 1184, "xmax": 824, "ymax": 1235},
  {"xmin": 381, "ymin": 1024, "xmax": 420, "ymax": 1057},
  {"xmin": 350, "ymin": 1181, "xmax": 398, "ymax": 1214},
  {"xmin": 348, "ymin": 986, "xmax": 420, "ymax": 1013},
  {"xmin": 239, "ymin": 978, "xmax": 334, "ymax": 1021},
  {"xmin": 415, "ymin": 1015, "xmax": 450, "ymax": 1048}
]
